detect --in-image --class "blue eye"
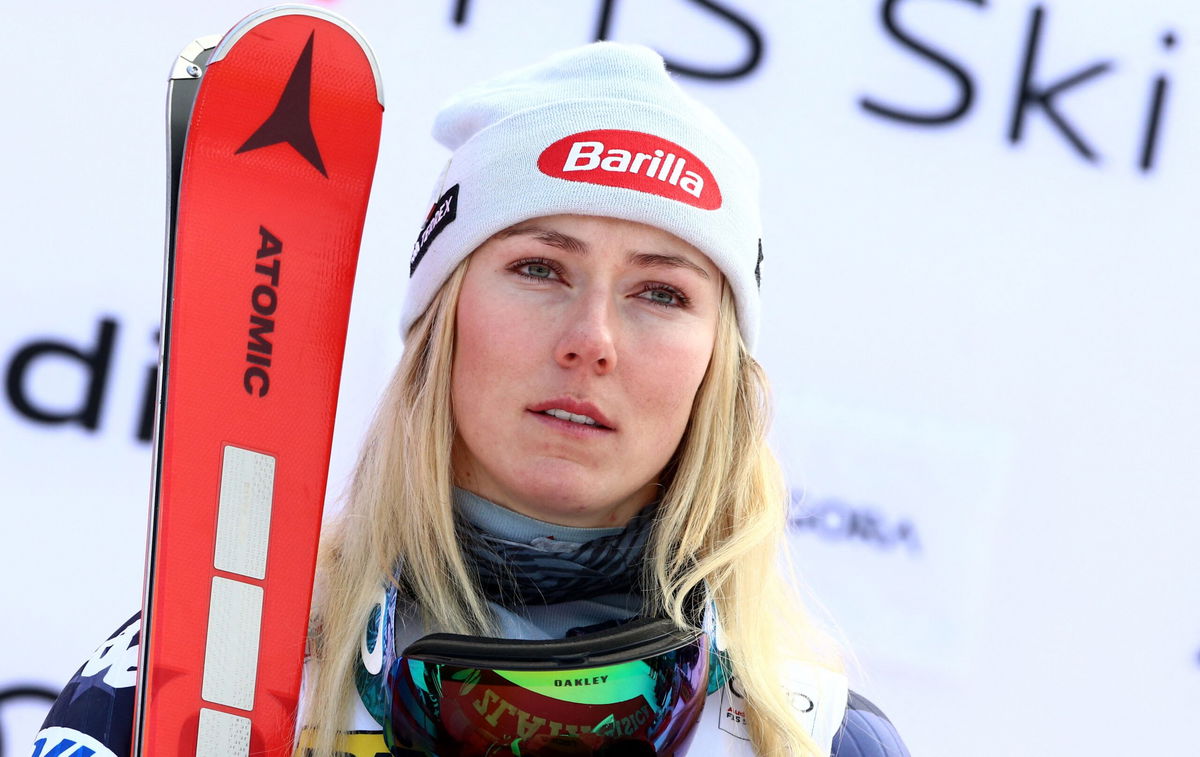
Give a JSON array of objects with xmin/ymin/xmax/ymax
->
[
  {"xmin": 510, "ymin": 257, "xmax": 562, "ymax": 281},
  {"xmin": 638, "ymin": 285, "xmax": 688, "ymax": 308}
]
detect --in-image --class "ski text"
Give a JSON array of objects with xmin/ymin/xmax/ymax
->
[{"xmin": 245, "ymin": 227, "xmax": 282, "ymax": 397}]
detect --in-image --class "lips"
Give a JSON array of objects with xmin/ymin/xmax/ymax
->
[{"xmin": 527, "ymin": 398, "xmax": 615, "ymax": 430}]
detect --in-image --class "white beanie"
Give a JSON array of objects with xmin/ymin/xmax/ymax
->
[{"xmin": 402, "ymin": 42, "xmax": 764, "ymax": 347}]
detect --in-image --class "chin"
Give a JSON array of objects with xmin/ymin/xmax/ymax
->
[{"xmin": 508, "ymin": 471, "xmax": 655, "ymax": 527}]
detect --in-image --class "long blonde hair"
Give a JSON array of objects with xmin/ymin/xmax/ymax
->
[{"xmin": 300, "ymin": 258, "xmax": 837, "ymax": 755}]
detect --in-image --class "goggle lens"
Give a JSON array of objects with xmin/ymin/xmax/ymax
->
[{"xmin": 385, "ymin": 633, "xmax": 709, "ymax": 755}]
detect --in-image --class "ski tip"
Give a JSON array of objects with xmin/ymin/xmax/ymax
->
[
  {"xmin": 210, "ymin": 4, "xmax": 385, "ymax": 109},
  {"xmin": 170, "ymin": 35, "xmax": 221, "ymax": 81}
]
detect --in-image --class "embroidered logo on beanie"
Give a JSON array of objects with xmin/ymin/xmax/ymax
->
[
  {"xmin": 537, "ymin": 129, "xmax": 722, "ymax": 210},
  {"xmin": 410, "ymin": 183, "xmax": 459, "ymax": 275}
]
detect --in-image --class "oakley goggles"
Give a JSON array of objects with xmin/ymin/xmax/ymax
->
[{"xmin": 359, "ymin": 585, "xmax": 714, "ymax": 756}]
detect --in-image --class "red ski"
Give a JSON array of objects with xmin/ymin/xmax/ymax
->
[{"xmin": 135, "ymin": 7, "xmax": 383, "ymax": 756}]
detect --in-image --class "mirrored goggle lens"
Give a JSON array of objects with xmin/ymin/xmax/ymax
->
[{"xmin": 385, "ymin": 634, "xmax": 709, "ymax": 756}]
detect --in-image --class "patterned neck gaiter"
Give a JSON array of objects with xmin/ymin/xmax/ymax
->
[{"xmin": 455, "ymin": 501, "xmax": 657, "ymax": 607}]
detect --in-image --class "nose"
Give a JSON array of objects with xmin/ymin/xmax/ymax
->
[{"xmin": 554, "ymin": 292, "xmax": 617, "ymax": 375}]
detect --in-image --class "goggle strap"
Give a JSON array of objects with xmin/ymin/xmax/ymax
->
[{"xmin": 402, "ymin": 616, "xmax": 700, "ymax": 669}]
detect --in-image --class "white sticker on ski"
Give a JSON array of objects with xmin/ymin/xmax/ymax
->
[
  {"xmin": 201, "ymin": 576, "xmax": 263, "ymax": 711},
  {"xmin": 196, "ymin": 708, "xmax": 251, "ymax": 757},
  {"xmin": 214, "ymin": 445, "xmax": 275, "ymax": 580}
]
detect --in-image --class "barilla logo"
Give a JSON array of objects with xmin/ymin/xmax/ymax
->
[{"xmin": 537, "ymin": 129, "xmax": 721, "ymax": 210}]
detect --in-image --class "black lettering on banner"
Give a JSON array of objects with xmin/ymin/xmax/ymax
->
[
  {"xmin": 2, "ymin": 318, "xmax": 167, "ymax": 443},
  {"xmin": 4, "ymin": 318, "xmax": 117, "ymax": 432},
  {"xmin": 860, "ymin": 2, "xmax": 1177, "ymax": 172},
  {"xmin": 861, "ymin": 0, "xmax": 983, "ymax": 126},
  {"xmin": 594, "ymin": 0, "xmax": 617, "ymax": 41},
  {"xmin": 1138, "ymin": 31, "xmax": 1176, "ymax": 172},
  {"xmin": 595, "ymin": 0, "xmax": 764, "ymax": 81},
  {"xmin": 450, "ymin": 0, "xmax": 764, "ymax": 80},
  {"xmin": 1008, "ymin": 5, "xmax": 1113, "ymax": 161},
  {"xmin": 790, "ymin": 495, "xmax": 921, "ymax": 554},
  {"xmin": 0, "ymin": 685, "xmax": 60, "ymax": 752}
]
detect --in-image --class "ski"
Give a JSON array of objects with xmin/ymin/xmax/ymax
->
[{"xmin": 134, "ymin": 7, "xmax": 383, "ymax": 757}]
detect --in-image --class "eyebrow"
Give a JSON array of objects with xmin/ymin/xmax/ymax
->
[
  {"xmin": 629, "ymin": 252, "xmax": 711, "ymax": 280},
  {"xmin": 496, "ymin": 225, "xmax": 711, "ymax": 280},
  {"xmin": 495, "ymin": 226, "xmax": 586, "ymax": 255}
]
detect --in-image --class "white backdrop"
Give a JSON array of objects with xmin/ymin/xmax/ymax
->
[{"xmin": 2, "ymin": 1, "xmax": 1198, "ymax": 755}]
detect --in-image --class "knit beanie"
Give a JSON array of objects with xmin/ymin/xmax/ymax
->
[{"xmin": 402, "ymin": 42, "xmax": 764, "ymax": 347}]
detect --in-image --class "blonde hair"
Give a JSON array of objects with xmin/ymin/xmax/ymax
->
[{"xmin": 300, "ymin": 258, "xmax": 837, "ymax": 756}]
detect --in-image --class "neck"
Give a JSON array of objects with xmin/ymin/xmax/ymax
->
[
  {"xmin": 453, "ymin": 487, "xmax": 628, "ymax": 542},
  {"xmin": 451, "ymin": 458, "xmax": 658, "ymax": 528}
]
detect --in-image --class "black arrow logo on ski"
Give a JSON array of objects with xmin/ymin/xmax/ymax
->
[{"xmin": 237, "ymin": 31, "xmax": 328, "ymax": 177}]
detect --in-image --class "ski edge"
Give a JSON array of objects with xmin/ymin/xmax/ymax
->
[{"xmin": 132, "ymin": 33, "xmax": 219, "ymax": 757}]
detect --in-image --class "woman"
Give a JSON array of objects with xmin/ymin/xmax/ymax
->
[
  {"xmin": 35, "ymin": 43, "xmax": 908, "ymax": 756},
  {"xmin": 301, "ymin": 42, "xmax": 908, "ymax": 757}
]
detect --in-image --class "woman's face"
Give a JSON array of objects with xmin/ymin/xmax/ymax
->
[{"xmin": 451, "ymin": 214, "xmax": 722, "ymax": 527}]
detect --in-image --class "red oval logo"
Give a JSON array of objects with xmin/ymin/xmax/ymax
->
[{"xmin": 537, "ymin": 129, "xmax": 722, "ymax": 210}]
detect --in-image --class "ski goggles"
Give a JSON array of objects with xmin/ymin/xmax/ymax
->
[{"xmin": 378, "ymin": 617, "xmax": 711, "ymax": 756}]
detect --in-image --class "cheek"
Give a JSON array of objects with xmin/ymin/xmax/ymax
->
[
  {"xmin": 629, "ymin": 329, "xmax": 714, "ymax": 435},
  {"xmin": 456, "ymin": 271, "xmax": 521, "ymax": 367},
  {"xmin": 452, "ymin": 281, "xmax": 501, "ymax": 431},
  {"xmin": 451, "ymin": 276, "xmax": 540, "ymax": 428}
]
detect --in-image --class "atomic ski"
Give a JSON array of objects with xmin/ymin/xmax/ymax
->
[{"xmin": 135, "ymin": 7, "xmax": 383, "ymax": 757}]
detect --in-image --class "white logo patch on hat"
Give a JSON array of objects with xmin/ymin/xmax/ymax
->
[{"xmin": 538, "ymin": 129, "xmax": 721, "ymax": 210}]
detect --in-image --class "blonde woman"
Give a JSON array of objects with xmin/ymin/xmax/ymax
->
[{"xmin": 36, "ymin": 44, "xmax": 908, "ymax": 757}]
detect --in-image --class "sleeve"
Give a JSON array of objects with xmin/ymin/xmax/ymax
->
[
  {"xmin": 829, "ymin": 690, "xmax": 911, "ymax": 757},
  {"xmin": 31, "ymin": 613, "xmax": 140, "ymax": 757}
]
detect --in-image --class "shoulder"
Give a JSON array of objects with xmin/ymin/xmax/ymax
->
[
  {"xmin": 831, "ymin": 690, "xmax": 910, "ymax": 757},
  {"xmin": 33, "ymin": 613, "xmax": 141, "ymax": 757}
]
